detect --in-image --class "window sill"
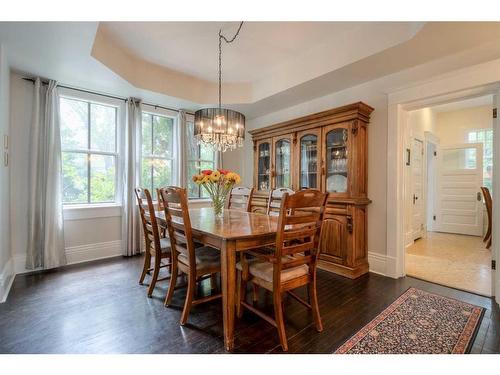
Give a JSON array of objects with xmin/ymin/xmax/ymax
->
[{"xmin": 63, "ymin": 203, "xmax": 122, "ymax": 221}]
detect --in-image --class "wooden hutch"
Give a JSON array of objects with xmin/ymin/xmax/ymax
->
[{"xmin": 248, "ymin": 102, "xmax": 374, "ymax": 278}]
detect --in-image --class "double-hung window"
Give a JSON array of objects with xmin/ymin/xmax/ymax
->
[
  {"xmin": 185, "ymin": 118, "xmax": 217, "ymax": 199},
  {"xmin": 60, "ymin": 95, "xmax": 119, "ymax": 205},
  {"xmin": 141, "ymin": 110, "xmax": 177, "ymax": 199}
]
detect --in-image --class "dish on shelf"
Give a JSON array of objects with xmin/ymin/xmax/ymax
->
[{"xmin": 327, "ymin": 173, "xmax": 347, "ymax": 193}]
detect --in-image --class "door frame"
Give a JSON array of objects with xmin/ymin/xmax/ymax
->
[
  {"xmin": 424, "ymin": 131, "xmax": 439, "ymax": 233},
  {"xmin": 387, "ymin": 71, "xmax": 500, "ymax": 304},
  {"xmin": 410, "ymin": 137, "xmax": 425, "ymax": 242}
]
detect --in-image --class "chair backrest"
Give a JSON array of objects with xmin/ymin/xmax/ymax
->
[
  {"xmin": 156, "ymin": 188, "xmax": 165, "ymax": 211},
  {"xmin": 159, "ymin": 186, "xmax": 196, "ymax": 269},
  {"xmin": 227, "ymin": 186, "xmax": 254, "ymax": 212},
  {"xmin": 273, "ymin": 189, "xmax": 328, "ymax": 281},
  {"xmin": 267, "ymin": 188, "xmax": 295, "ymax": 216},
  {"xmin": 134, "ymin": 187, "xmax": 162, "ymax": 257},
  {"xmin": 481, "ymin": 186, "xmax": 492, "ymax": 219}
]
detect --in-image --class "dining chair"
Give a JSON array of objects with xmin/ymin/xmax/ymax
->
[
  {"xmin": 160, "ymin": 186, "xmax": 222, "ymax": 325},
  {"xmin": 236, "ymin": 189, "xmax": 328, "ymax": 351},
  {"xmin": 266, "ymin": 188, "xmax": 295, "ymax": 216},
  {"xmin": 481, "ymin": 186, "xmax": 492, "ymax": 249},
  {"xmin": 134, "ymin": 188, "xmax": 173, "ymax": 297},
  {"xmin": 227, "ymin": 186, "xmax": 254, "ymax": 212}
]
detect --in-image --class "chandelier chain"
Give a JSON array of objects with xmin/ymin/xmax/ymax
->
[{"xmin": 218, "ymin": 22, "xmax": 244, "ymax": 109}]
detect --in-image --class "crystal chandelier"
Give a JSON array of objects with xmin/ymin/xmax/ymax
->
[{"xmin": 194, "ymin": 22, "xmax": 245, "ymax": 152}]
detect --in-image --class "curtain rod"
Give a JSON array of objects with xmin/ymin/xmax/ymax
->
[{"xmin": 22, "ymin": 77, "xmax": 195, "ymax": 115}]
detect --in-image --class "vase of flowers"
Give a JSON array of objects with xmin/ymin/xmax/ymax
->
[{"xmin": 192, "ymin": 169, "xmax": 241, "ymax": 216}]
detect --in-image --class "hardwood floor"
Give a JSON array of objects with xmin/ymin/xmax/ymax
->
[{"xmin": 0, "ymin": 255, "xmax": 498, "ymax": 353}]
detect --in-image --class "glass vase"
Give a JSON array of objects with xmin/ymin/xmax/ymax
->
[{"xmin": 211, "ymin": 194, "xmax": 226, "ymax": 217}]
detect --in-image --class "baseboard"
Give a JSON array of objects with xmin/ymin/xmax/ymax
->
[
  {"xmin": 368, "ymin": 252, "xmax": 387, "ymax": 276},
  {"xmin": 13, "ymin": 240, "xmax": 123, "ymax": 275},
  {"xmin": 0, "ymin": 257, "xmax": 15, "ymax": 303}
]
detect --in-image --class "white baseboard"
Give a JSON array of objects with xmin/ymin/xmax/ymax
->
[
  {"xmin": 368, "ymin": 252, "xmax": 387, "ymax": 276},
  {"xmin": 0, "ymin": 257, "xmax": 15, "ymax": 303},
  {"xmin": 13, "ymin": 240, "xmax": 123, "ymax": 275}
]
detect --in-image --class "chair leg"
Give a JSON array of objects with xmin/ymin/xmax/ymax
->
[
  {"xmin": 180, "ymin": 272, "xmax": 196, "ymax": 325},
  {"xmin": 309, "ymin": 278, "xmax": 323, "ymax": 332},
  {"xmin": 273, "ymin": 291, "xmax": 288, "ymax": 352},
  {"xmin": 236, "ymin": 271, "xmax": 247, "ymax": 318},
  {"xmin": 147, "ymin": 256, "xmax": 160, "ymax": 298},
  {"xmin": 139, "ymin": 252, "xmax": 151, "ymax": 285},
  {"xmin": 164, "ymin": 261, "xmax": 178, "ymax": 306}
]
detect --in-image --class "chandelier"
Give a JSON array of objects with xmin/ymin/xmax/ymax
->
[{"xmin": 194, "ymin": 22, "xmax": 245, "ymax": 152}]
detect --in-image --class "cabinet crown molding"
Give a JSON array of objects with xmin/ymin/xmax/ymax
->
[{"xmin": 248, "ymin": 102, "xmax": 374, "ymax": 140}]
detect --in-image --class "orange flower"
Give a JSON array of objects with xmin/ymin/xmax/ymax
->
[
  {"xmin": 201, "ymin": 169, "xmax": 213, "ymax": 176},
  {"xmin": 218, "ymin": 169, "xmax": 230, "ymax": 175}
]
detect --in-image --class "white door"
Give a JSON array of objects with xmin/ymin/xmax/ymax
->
[
  {"xmin": 411, "ymin": 138, "xmax": 424, "ymax": 240},
  {"xmin": 435, "ymin": 143, "xmax": 484, "ymax": 236}
]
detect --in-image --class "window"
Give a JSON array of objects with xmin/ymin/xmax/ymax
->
[
  {"xmin": 186, "ymin": 120, "xmax": 216, "ymax": 199},
  {"xmin": 60, "ymin": 97, "xmax": 118, "ymax": 204},
  {"xmin": 141, "ymin": 112, "xmax": 176, "ymax": 199},
  {"xmin": 467, "ymin": 128, "xmax": 493, "ymax": 191}
]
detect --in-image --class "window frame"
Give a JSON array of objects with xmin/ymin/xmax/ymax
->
[
  {"xmin": 58, "ymin": 88, "xmax": 125, "ymax": 207},
  {"xmin": 466, "ymin": 128, "xmax": 493, "ymax": 191},
  {"xmin": 140, "ymin": 106, "xmax": 180, "ymax": 199},
  {"xmin": 185, "ymin": 115, "xmax": 218, "ymax": 200}
]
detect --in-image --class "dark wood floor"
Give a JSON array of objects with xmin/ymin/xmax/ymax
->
[{"xmin": 0, "ymin": 255, "xmax": 498, "ymax": 354}]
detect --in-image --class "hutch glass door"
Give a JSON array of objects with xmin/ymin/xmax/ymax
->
[
  {"xmin": 325, "ymin": 127, "xmax": 349, "ymax": 194},
  {"xmin": 299, "ymin": 134, "xmax": 319, "ymax": 189},
  {"xmin": 274, "ymin": 138, "xmax": 291, "ymax": 188},
  {"xmin": 257, "ymin": 141, "xmax": 271, "ymax": 191}
]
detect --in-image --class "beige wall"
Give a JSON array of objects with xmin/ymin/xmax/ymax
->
[
  {"xmin": 242, "ymin": 82, "xmax": 388, "ymax": 257},
  {"xmin": 435, "ymin": 106, "xmax": 492, "ymax": 145}
]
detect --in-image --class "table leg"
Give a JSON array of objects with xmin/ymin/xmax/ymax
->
[{"xmin": 221, "ymin": 239, "xmax": 236, "ymax": 351}]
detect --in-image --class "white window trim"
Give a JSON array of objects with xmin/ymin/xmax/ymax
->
[{"xmin": 58, "ymin": 87, "xmax": 126, "ymax": 208}]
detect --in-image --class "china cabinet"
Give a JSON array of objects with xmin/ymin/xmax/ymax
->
[{"xmin": 249, "ymin": 102, "xmax": 373, "ymax": 278}]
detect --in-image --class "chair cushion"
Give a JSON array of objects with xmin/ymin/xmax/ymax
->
[
  {"xmin": 178, "ymin": 246, "xmax": 221, "ymax": 270},
  {"xmin": 236, "ymin": 256, "xmax": 309, "ymax": 283}
]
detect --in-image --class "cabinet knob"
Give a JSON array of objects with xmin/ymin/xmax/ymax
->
[{"xmin": 347, "ymin": 215, "xmax": 353, "ymax": 233}]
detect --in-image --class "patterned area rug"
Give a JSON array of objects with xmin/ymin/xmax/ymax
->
[{"xmin": 335, "ymin": 287, "xmax": 484, "ymax": 354}]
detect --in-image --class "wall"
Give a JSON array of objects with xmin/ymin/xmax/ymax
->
[
  {"xmin": 243, "ymin": 81, "xmax": 388, "ymax": 274},
  {"xmin": 0, "ymin": 44, "xmax": 12, "ymax": 302},
  {"xmin": 435, "ymin": 106, "xmax": 492, "ymax": 145}
]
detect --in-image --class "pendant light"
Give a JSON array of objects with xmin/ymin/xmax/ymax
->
[{"xmin": 194, "ymin": 22, "xmax": 245, "ymax": 152}]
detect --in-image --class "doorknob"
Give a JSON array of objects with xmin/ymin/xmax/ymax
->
[
  {"xmin": 413, "ymin": 194, "xmax": 418, "ymax": 205},
  {"xmin": 477, "ymin": 192, "xmax": 482, "ymax": 201}
]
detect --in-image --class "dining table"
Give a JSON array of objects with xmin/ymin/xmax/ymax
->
[{"xmin": 155, "ymin": 207, "xmax": 279, "ymax": 351}]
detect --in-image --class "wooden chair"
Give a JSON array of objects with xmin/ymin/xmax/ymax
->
[
  {"xmin": 227, "ymin": 186, "xmax": 254, "ymax": 212},
  {"xmin": 266, "ymin": 188, "xmax": 295, "ymax": 216},
  {"xmin": 481, "ymin": 187, "xmax": 492, "ymax": 249},
  {"xmin": 236, "ymin": 189, "xmax": 328, "ymax": 351},
  {"xmin": 160, "ymin": 186, "xmax": 222, "ymax": 325},
  {"xmin": 134, "ymin": 188, "xmax": 172, "ymax": 297}
]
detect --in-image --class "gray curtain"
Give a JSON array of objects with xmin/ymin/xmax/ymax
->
[
  {"xmin": 122, "ymin": 97, "xmax": 142, "ymax": 256},
  {"xmin": 178, "ymin": 110, "xmax": 187, "ymax": 186},
  {"xmin": 26, "ymin": 78, "xmax": 66, "ymax": 269}
]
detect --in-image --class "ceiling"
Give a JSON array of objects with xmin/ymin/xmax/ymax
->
[{"xmin": 2, "ymin": 22, "xmax": 500, "ymax": 119}]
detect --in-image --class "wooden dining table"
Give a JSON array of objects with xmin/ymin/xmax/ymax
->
[{"xmin": 155, "ymin": 207, "xmax": 278, "ymax": 351}]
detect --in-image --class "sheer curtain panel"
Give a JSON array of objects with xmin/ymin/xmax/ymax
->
[
  {"xmin": 26, "ymin": 78, "xmax": 66, "ymax": 269},
  {"xmin": 122, "ymin": 98, "xmax": 142, "ymax": 256}
]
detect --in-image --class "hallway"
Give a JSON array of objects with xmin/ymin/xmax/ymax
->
[{"xmin": 406, "ymin": 231, "xmax": 491, "ymax": 296}]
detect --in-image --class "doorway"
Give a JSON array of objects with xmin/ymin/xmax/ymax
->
[{"xmin": 404, "ymin": 96, "xmax": 493, "ymax": 296}]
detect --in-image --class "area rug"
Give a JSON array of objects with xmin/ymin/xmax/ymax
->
[{"xmin": 334, "ymin": 287, "xmax": 484, "ymax": 354}]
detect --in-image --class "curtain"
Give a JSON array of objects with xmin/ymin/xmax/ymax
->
[
  {"xmin": 178, "ymin": 110, "xmax": 187, "ymax": 186},
  {"xmin": 26, "ymin": 78, "xmax": 66, "ymax": 269},
  {"xmin": 122, "ymin": 97, "xmax": 142, "ymax": 256}
]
